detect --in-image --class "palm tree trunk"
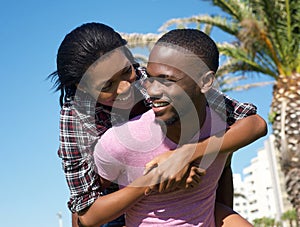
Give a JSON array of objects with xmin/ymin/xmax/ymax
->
[{"xmin": 271, "ymin": 72, "xmax": 300, "ymax": 225}]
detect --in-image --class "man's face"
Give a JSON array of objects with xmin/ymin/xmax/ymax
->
[{"xmin": 146, "ymin": 45, "xmax": 207, "ymax": 125}]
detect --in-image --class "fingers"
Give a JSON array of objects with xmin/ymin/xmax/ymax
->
[
  {"xmin": 158, "ymin": 165, "xmax": 189, "ymax": 192},
  {"xmin": 148, "ymin": 169, "xmax": 178, "ymax": 193},
  {"xmin": 163, "ymin": 178, "xmax": 176, "ymax": 192},
  {"xmin": 144, "ymin": 187, "xmax": 152, "ymax": 196},
  {"xmin": 144, "ymin": 150, "xmax": 174, "ymax": 175},
  {"xmin": 185, "ymin": 167, "xmax": 206, "ymax": 189},
  {"xmin": 144, "ymin": 162, "xmax": 206, "ymax": 193},
  {"xmin": 152, "ymin": 170, "xmax": 173, "ymax": 193},
  {"xmin": 194, "ymin": 167, "xmax": 206, "ymax": 176},
  {"xmin": 158, "ymin": 180, "xmax": 168, "ymax": 193}
]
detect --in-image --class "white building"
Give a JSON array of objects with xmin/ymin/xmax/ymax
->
[
  {"xmin": 233, "ymin": 135, "xmax": 293, "ymax": 224},
  {"xmin": 233, "ymin": 173, "xmax": 250, "ymax": 220}
]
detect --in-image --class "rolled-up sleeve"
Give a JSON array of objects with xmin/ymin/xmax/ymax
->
[{"xmin": 207, "ymin": 88, "xmax": 257, "ymax": 126}]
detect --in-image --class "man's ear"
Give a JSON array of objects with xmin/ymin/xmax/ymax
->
[{"xmin": 199, "ymin": 71, "xmax": 215, "ymax": 93}]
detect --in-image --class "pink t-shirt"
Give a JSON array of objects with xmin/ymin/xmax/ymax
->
[{"xmin": 94, "ymin": 107, "xmax": 228, "ymax": 226}]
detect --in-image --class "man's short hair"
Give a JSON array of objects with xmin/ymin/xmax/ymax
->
[{"xmin": 156, "ymin": 29, "xmax": 219, "ymax": 73}]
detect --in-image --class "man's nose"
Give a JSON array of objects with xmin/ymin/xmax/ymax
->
[{"xmin": 146, "ymin": 79, "xmax": 164, "ymax": 98}]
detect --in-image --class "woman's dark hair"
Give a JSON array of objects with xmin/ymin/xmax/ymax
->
[
  {"xmin": 155, "ymin": 29, "xmax": 219, "ymax": 73},
  {"xmin": 49, "ymin": 22, "xmax": 128, "ymax": 106}
]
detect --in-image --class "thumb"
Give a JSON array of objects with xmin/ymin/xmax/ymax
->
[
  {"xmin": 143, "ymin": 161, "xmax": 158, "ymax": 175},
  {"xmin": 194, "ymin": 167, "xmax": 206, "ymax": 176}
]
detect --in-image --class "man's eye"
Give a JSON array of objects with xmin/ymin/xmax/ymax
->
[
  {"xmin": 146, "ymin": 77, "xmax": 176, "ymax": 86},
  {"xmin": 146, "ymin": 77, "xmax": 155, "ymax": 83},
  {"xmin": 146, "ymin": 77, "xmax": 164, "ymax": 83}
]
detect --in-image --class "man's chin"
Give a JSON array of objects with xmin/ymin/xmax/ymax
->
[{"xmin": 154, "ymin": 114, "xmax": 179, "ymax": 126}]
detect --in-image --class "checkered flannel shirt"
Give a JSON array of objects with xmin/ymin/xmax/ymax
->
[{"xmin": 58, "ymin": 66, "xmax": 257, "ymax": 213}]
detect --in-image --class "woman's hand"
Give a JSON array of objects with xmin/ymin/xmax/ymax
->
[
  {"xmin": 144, "ymin": 149, "xmax": 206, "ymax": 194},
  {"xmin": 176, "ymin": 161, "xmax": 206, "ymax": 190}
]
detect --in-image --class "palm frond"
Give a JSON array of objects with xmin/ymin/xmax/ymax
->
[
  {"xmin": 218, "ymin": 75, "xmax": 274, "ymax": 92},
  {"xmin": 159, "ymin": 14, "xmax": 239, "ymax": 35},
  {"xmin": 131, "ymin": 53, "xmax": 148, "ymax": 67},
  {"xmin": 217, "ymin": 42, "xmax": 278, "ymax": 77},
  {"xmin": 227, "ymin": 81, "xmax": 275, "ymax": 91},
  {"xmin": 211, "ymin": 0, "xmax": 252, "ymax": 21},
  {"xmin": 250, "ymin": 0, "xmax": 300, "ymax": 74},
  {"xmin": 120, "ymin": 33, "xmax": 161, "ymax": 49}
]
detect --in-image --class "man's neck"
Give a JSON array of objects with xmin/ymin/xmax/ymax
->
[{"xmin": 166, "ymin": 106, "xmax": 206, "ymax": 144}]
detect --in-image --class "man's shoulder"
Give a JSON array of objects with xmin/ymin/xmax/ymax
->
[
  {"xmin": 100, "ymin": 109, "xmax": 164, "ymax": 152},
  {"xmin": 198, "ymin": 107, "xmax": 228, "ymax": 140}
]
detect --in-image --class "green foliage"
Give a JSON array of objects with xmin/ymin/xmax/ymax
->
[
  {"xmin": 159, "ymin": 0, "xmax": 300, "ymax": 79},
  {"xmin": 253, "ymin": 217, "xmax": 275, "ymax": 227},
  {"xmin": 268, "ymin": 111, "xmax": 277, "ymax": 124},
  {"xmin": 210, "ymin": 0, "xmax": 300, "ymax": 76},
  {"xmin": 281, "ymin": 209, "xmax": 298, "ymax": 227},
  {"xmin": 281, "ymin": 209, "xmax": 297, "ymax": 221}
]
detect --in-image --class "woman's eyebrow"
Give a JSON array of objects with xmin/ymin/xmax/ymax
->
[
  {"xmin": 95, "ymin": 80, "xmax": 109, "ymax": 90},
  {"xmin": 122, "ymin": 64, "xmax": 131, "ymax": 71}
]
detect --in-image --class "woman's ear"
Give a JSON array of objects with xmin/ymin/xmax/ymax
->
[
  {"xmin": 76, "ymin": 83, "xmax": 87, "ymax": 93},
  {"xmin": 199, "ymin": 71, "xmax": 215, "ymax": 93}
]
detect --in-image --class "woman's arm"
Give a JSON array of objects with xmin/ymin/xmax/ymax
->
[
  {"xmin": 78, "ymin": 173, "xmax": 155, "ymax": 227},
  {"xmin": 58, "ymin": 105, "xmax": 106, "ymax": 227},
  {"xmin": 78, "ymin": 156, "xmax": 206, "ymax": 226},
  {"xmin": 192, "ymin": 114, "xmax": 267, "ymax": 158}
]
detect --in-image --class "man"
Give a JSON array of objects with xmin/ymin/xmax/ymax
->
[{"xmin": 78, "ymin": 29, "xmax": 266, "ymax": 226}]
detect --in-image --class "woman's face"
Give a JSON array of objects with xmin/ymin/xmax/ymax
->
[{"xmin": 81, "ymin": 49, "xmax": 137, "ymax": 109}]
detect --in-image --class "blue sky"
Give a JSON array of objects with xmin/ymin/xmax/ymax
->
[{"xmin": 0, "ymin": 0, "xmax": 273, "ymax": 226}]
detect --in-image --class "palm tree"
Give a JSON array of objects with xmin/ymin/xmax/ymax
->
[
  {"xmin": 257, "ymin": 217, "xmax": 283, "ymax": 227},
  {"xmin": 253, "ymin": 217, "xmax": 275, "ymax": 227},
  {"xmin": 122, "ymin": 0, "xmax": 300, "ymax": 222},
  {"xmin": 282, "ymin": 209, "xmax": 298, "ymax": 227}
]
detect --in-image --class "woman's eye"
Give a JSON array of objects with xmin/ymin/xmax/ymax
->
[
  {"xmin": 102, "ymin": 81, "xmax": 113, "ymax": 91},
  {"xmin": 125, "ymin": 66, "xmax": 133, "ymax": 74},
  {"xmin": 164, "ymin": 80, "xmax": 176, "ymax": 86},
  {"xmin": 167, "ymin": 78, "xmax": 177, "ymax": 83}
]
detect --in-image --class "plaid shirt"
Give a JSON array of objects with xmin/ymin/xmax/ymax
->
[{"xmin": 58, "ymin": 67, "xmax": 257, "ymax": 213}]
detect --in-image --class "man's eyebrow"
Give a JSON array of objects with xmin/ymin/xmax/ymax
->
[
  {"xmin": 146, "ymin": 72, "xmax": 184, "ymax": 82},
  {"xmin": 146, "ymin": 71, "xmax": 169, "ymax": 78}
]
